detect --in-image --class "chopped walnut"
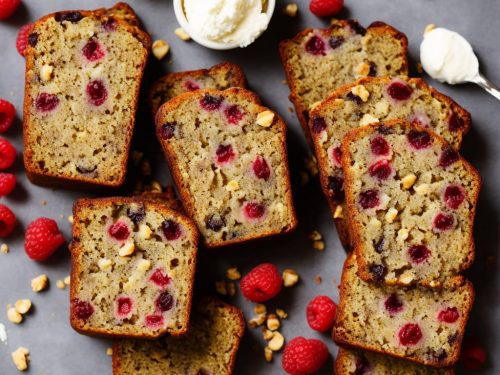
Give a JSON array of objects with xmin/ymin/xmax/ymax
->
[
  {"xmin": 31, "ymin": 274, "xmax": 48, "ymax": 292},
  {"xmin": 11, "ymin": 347, "xmax": 29, "ymax": 371},
  {"xmin": 282, "ymin": 269, "xmax": 299, "ymax": 287}
]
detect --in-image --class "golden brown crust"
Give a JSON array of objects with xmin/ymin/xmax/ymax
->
[
  {"xmin": 340, "ymin": 119, "xmax": 480, "ymax": 288},
  {"xmin": 70, "ymin": 196, "xmax": 198, "ymax": 339},
  {"xmin": 333, "ymin": 254, "xmax": 475, "ymax": 368},
  {"xmin": 155, "ymin": 87, "xmax": 298, "ymax": 248},
  {"xmin": 148, "ymin": 62, "xmax": 247, "ymax": 117},
  {"xmin": 23, "ymin": 5, "xmax": 151, "ymax": 189},
  {"xmin": 111, "ymin": 297, "xmax": 245, "ymax": 375},
  {"xmin": 310, "ymin": 77, "xmax": 472, "ymax": 249},
  {"xmin": 140, "ymin": 186, "xmax": 185, "ymax": 213},
  {"xmin": 279, "ymin": 19, "xmax": 409, "ymax": 144}
]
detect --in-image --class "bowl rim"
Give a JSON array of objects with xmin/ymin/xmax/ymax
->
[{"xmin": 173, "ymin": 0, "xmax": 276, "ymax": 50}]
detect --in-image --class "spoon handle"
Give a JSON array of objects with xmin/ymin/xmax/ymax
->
[{"xmin": 472, "ymin": 73, "xmax": 500, "ymax": 101}]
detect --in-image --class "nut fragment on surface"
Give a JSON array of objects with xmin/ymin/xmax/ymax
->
[
  {"xmin": 424, "ymin": 23, "xmax": 436, "ymax": 35},
  {"xmin": 98, "ymin": 258, "xmax": 113, "ymax": 271},
  {"xmin": 315, "ymin": 275, "xmax": 322, "ymax": 284},
  {"xmin": 414, "ymin": 183, "xmax": 430, "ymax": 195},
  {"xmin": 266, "ymin": 314, "xmax": 280, "ymax": 331},
  {"xmin": 313, "ymin": 240, "xmax": 325, "ymax": 251},
  {"xmin": 397, "ymin": 228, "xmax": 409, "ymax": 242},
  {"xmin": 215, "ymin": 281, "xmax": 227, "ymax": 296},
  {"xmin": 64, "ymin": 276, "xmax": 71, "ymax": 285},
  {"xmin": 226, "ymin": 266, "xmax": 241, "ymax": 280},
  {"xmin": 11, "ymin": 347, "xmax": 29, "ymax": 371},
  {"xmin": 152, "ymin": 39, "xmax": 170, "ymax": 60},
  {"xmin": 149, "ymin": 180, "xmax": 163, "ymax": 193},
  {"xmin": 67, "ymin": 215, "xmax": 74, "ymax": 224},
  {"xmin": 118, "ymin": 242, "xmax": 135, "ymax": 257},
  {"xmin": 56, "ymin": 280, "xmax": 66, "ymax": 289},
  {"xmin": 283, "ymin": 3, "xmax": 298, "ymax": 17},
  {"xmin": 226, "ymin": 180, "xmax": 240, "ymax": 192},
  {"xmin": 262, "ymin": 328, "xmax": 274, "ymax": 341},
  {"xmin": 138, "ymin": 224, "xmax": 153, "ymax": 240},
  {"xmin": 249, "ymin": 313, "xmax": 266, "ymax": 328},
  {"xmin": 174, "ymin": 27, "xmax": 191, "ymax": 41},
  {"xmin": 136, "ymin": 259, "xmax": 151, "ymax": 272},
  {"xmin": 333, "ymin": 205, "xmax": 343, "ymax": 219},
  {"xmin": 31, "ymin": 274, "xmax": 48, "ymax": 292},
  {"xmin": 226, "ymin": 282, "xmax": 236, "ymax": 296},
  {"xmin": 399, "ymin": 272, "xmax": 414, "ymax": 285},
  {"xmin": 40, "ymin": 64, "xmax": 53, "ymax": 81},
  {"xmin": 15, "ymin": 300, "xmax": 32, "ymax": 315},
  {"xmin": 351, "ymin": 84, "xmax": 370, "ymax": 102},
  {"xmin": 268, "ymin": 331, "xmax": 285, "ymax": 351},
  {"xmin": 402, "ymin": 174, "xmax": 417, "ymax": 189},
  {"xmin": 308, "ymin": 230, "xmax": 322, "ymax": 241},
  {"xmin": 264, "ymin": 346, "xmax": 273, "ymax": 362},
  {"xmin": 282, "ymin": 269, "xmax": 299, "ymax": 287},
  {"xmin": 304, "ymin": 155, "xmax": 318, "ymax": 176},
  {"xmin": 256, "ymin": 110, "xmax": 275, "ymax": 127},
  {"xmin": 359, "ymin": 113, "xmax": 379, "ymax": 126},
  {"xmin": 385, "ymin": 208, "xmax": 398, "ymax": 223},
  {"xmin": 8, "ymin": 307, "xmax": 23, "ymax": 324},
  {"xmin": 276, "ymin": 308, "xmax": 288, "ymax": 319},
  {"xmin": 254, "ymin": 304, "xmax": 267, "ymax": 315},
  {"xmin": 1, "ymin": 243, "xmax": 9, "ymax": 253},
  {"xmin": 106, "ymin": 347, "xmax": 113, "ymax": 356},
  {"xmin": 356, "ymin": 61, "xmax": 370, "ymax": 76}
]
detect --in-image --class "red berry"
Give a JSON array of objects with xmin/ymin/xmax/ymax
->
[
  {"xmin": 86, "ymin": 79, "xmax": 108, "ymax": 106},
  {"xmin": 24, "ymin": 217, "xmax": 65, "ymax": 261},
  {"xmin": 408, "ymin": 244, "xmax": 431, "ymax": 264},
  {"xmin": 158, "ymin": 122, "xmax": 176, "ymax": 140},
  {"xmin": 183, "ymin": 80, "xmax": 200, "ymax": 91},
  {"xmin": 243, "ymin": 202, "xmax": 266, "ymax": 220},
  {"xmin": 108, "ymin": 221, "xmax": 130, "ymax": 241},
  {"xmin": 224, "ymin": 104, "xmax": 245, "ymax": 125},
  {"xmin": 448, "ymin": 112, "xmax": 465, "ymax": 132},
  {"xmin": 0, "ymin": 173, "xmax": 16, "ymax": 196},
  {"xmin": 215, "ymin": 144, "xmax": 235, "ymax": 164},
  {"xmin": 82, "ymin": 39, "xmax": 105, "ymax": 62},
  {"xmin": 200, "ymin": 94, "xmax": 223, "ymax": 111},
  {"xmin": 444, "ymin": 184, "xmax": 466, "ymax": 209},
  {"xmin": 0, "ymin": 138, "xmax": 16, "ymax": 170},
  {"xmin": 72, "ymin": 299, "xmax": 94, "ymax": 321},
  {"xmin": 407, "ymin": 130, "xmax": 432, "ymax": 150},
  {"xmin": 252, "ymin": 156, "xmax": 271, "ymax": 181},
  {"xmin": 155, "ymin": 291, "xmax": 174, "ymax": 312},
  {"xmin": 0, "ymin": 204, "xmax": 16, "ymax": 237},
  {"xmin": 16, "ymin": 23, "xmax": 34, "ymax": 57},
  {"xmin": 144, "ymin": 314, "xmax": 164, "ymax": 328},
  {"xmin": 0, "ymin": 0, "xmax": 21, "ymax": 20},
  {"xmin": 161, "ymin": 219, "xmax": 181, "ymax": 241},
  {"xmin": 282, "ymin": 336, "xmax": 329, "ymax": 375},
  {"xmin": 115, "ymin": 296, "xmax": 133, "ymax": 319},
  {"xmin": 368, "ymin": 160, "xmax": 392, "ymax": 180},
  {"xmin": 438, "ymin": 307, "xmax": 460, "ymax": 324},
  {"xmin": 311, "ymin": 116, "xmax": 327, "ymax": 134},
  {"xmin": 461, "ymin": 339, "xmax": 487, "ymax": 370},
  {"xmin": 386, "ymin": 81, "xmax": 413, "ymax": 101},
  {"xmin": 309, "ymin": 0, "xmax": 344, "ymax": 17},
  {"xmin": 240, "ymin": 263, "xmax": 282, "ymax": 302},
  {"xmin": 439, "ymin": 147, "xmax": 459, "ymax": 168},
  {"xmin": 398, "ymin": 323, "xmax": 422, "ymax": 346},
  {"xmin": 384, "ymin": 293, "xmax": 404, "ymax": 315},
  {"xmin": 306, "ymin": 295, "xmax": 337, "ymax": 332},
  {"xmin": 433, "ymin": 212, "xmax": 455, "ymax": 232},
  {"xmin": 0, "ymin": 99, "xmax": 15, "ymax": 133},
  {"xmin": 358, "ymin": 189, "xmax": 380, "ymax": 209},
  {"xmin": 370, "ymin": 136, "xmax": 390, "ymax": 156},
  {"xmin": 149, "ymin": 268, "xmax": 171, "ymax": 288},
  {"xmin": 35, "ymin": 93, "xmax": 60, "ymax": 112},
  {"xmin": 305, "ymin": 35, "xmax": 326, "ymax": 56}
]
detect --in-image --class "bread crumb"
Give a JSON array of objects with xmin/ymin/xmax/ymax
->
[
  {"xmin": 264, "ymin": 346, "xmax": 273, "ymax": 362},
  {"xmin": 283, "ymin": 3, "xmax": 298, "ymax": 17},
  {"xmin": 282, "ymin": 269, "xmax": 299, "ymax": 287},
  {"xmin": 304, "ymin": 155, "xmax": 318, "ymax": 176},
  {"xmin": 1, "ymin": 243, "xmax": 8, "ymax": 254},
  {"xmin": 276, "ymin": 308, "xmax": 288, "ymax": 319},
  {"xmin": 313, "ymin": 240, "xmax": 325, "ymax": 251},
  {"xmin": 64, "ymin": 276, "xmax": 71, "ymax": 285},
  {"xmin": 174, "ymin": 27, "xmax": 191, "ymax": 41},
  {"xmin": 140, "ymin": 159, "xmax": 152, "ymax": 176},
  {"xmin": 31, "ymin": 274, "xmax": 48, "ymax": 292},
  {"xmin": 15, "ymin": 300, "xmax": 32, "ymax": 315},
  {"xmin": 288, "ymin": 107, "xmax": 294, "ymax": 113},
  {"xmin": 226, "ymin": 266, "xmax": 241, "ymax": 280},
  {"xmin": 424, "ymin": 24, "xmax": 436, "ymax": 35},
  {"xmin": 416, "ymin": 62, "xmax": 423, "ymax": 74},
  {"xmin": 226, "ymin": 282, "xmax": 236, "ymax": 296},
  {"xmin": 11, "ymin": 347, "xmax": 29, "ymax": 371},
  {"xmin": 308, "ymin": 230, "xmax": 322, "ymax": 241},
  {"xmin": 106, "ymin": 347, "xmax": 113, "ymax": 356},
  {"xmin": 56, "ymin": 280, "xmax": 66, "ymax": 289},
  {"xmin": 315, "ymin": 275, "xmax": 322, "ymax": 284},
  {"xmin": 67, "ymin": 215, "xmax": 74, "ymax": 224},
  {"xmin": 150, "ymin": 180, "xmax": 163, "ymax": 193},
  {"xmin": 351, "ymin": 84, "xmax": 370, "ymax": 102},
  {"xmin": 333, "ymin": 205, "xmax": 344, "ymax": 219},
  {"xmin": 152, "ymin": 39, "xmax": 170, "ymax": 60},
  {"xmin": 215, "ymin": 281, "xmax": 227, "ymax": 296}
]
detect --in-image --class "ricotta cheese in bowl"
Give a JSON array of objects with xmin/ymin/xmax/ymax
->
[{"xmin": 174, "ymin": 0, "xmax": 274, "ymax": 49}]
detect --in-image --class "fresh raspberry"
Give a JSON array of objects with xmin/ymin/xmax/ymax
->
[
  {"xmin": 24, "ymin": 217, "xmax": 65, "ymax": 261},
  {"xmin": 239, "ymin": 263, "xmax": 282, "ymax": 302},
  {"xmin": 0, "ymin": 138, "xmax": 16, "ymax": 170},
  {"xmin": 0, "ymin": 204, "xmax": 16, "ymax": 237},
  {"xmin": 0, "ymin": 173, "xmax": 16, "ymax": 196},
  {"xmin": 306, "ymin": 295, "xmax": 337, "ymax": 332},
  {"xmin": 461, "ymin": 339, "xmax": 487, "ymax": 370},
  {"xmin": 0, "ymin": 99, "xmax": 15, "ymax": 133},
  {"xmin": 309, "ymin": 0, "xmax": 344, "ymax": 17},
  {"xmin": 0, "ymin": 0, "xmax": 21, "ymax": 20},
  {"xmin": 282, "ymin": 337, "xmax": 329, "ymax": 375},
  {"xmin": 16, "ymin": 23, "xmax": 34, "ymax": 57}
]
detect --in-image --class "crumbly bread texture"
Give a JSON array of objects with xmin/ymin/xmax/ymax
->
[
  {"xmin": 149, "ymin": 62, "xmax": 246, "ymax": 117},
  {"xmin": 23, "ymin": 4, "xmax": 151, "ymax": 188},
  {"xmin": 333, "ymin": 255, "xmax": 474, "ymax": 368},
  {"xmin": 70, "ymin": 197, "xmax": 198, "ymax": 339},
  {"xmin": 336, "ymin": 348, "xmax": 455, "ymax": 375},
  {"xmin": 341, "ymin": 120, "xmax": 479, "ymax": 287},
  {"xmin": 155, "ymin": 87, "xmax": 298, "ymax": 248},
  {"xmin": 279, "ymin": 20, "xmax": 408, "ymax": 141},
  {"xmin": 113, "ymin": 297, "xmax": 245, "ymax": 375},
  {"xmin": 310, "ymin": 77, "xmax": 471, "ymax": 247}
]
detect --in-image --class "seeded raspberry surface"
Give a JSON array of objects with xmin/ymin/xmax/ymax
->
[
  {"xmin": 282, "ymin": 336, "xmax": 329, "ymax": 375},
  {"xmin": 239, "ymin": 263, "xmax": 282, "ymax": 302},
  {"xmin": 24, "ymin": 217, "xmax": 65, "ymax": 261},
  {"xmin": 306, "ymin": 295, "xmax": 337, "ymax": 332}
]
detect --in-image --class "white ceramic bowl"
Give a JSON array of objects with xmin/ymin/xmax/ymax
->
[{"xmin": 173, "ymin": 0, "xmax": 276, "ymax": 50}]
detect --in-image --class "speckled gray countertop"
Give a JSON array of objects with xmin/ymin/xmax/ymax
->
[{"xmin": 0, "ymin": 0, "xmax": 499, "ymax": 374}]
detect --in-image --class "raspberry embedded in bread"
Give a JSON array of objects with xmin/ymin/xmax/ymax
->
[
  {"xmin": 335, "ymin": 348, "xmax": 454, "ymax": 375},
  {"xmin": 112, "ymin": 298, "xmax": 245, "ymax": 375},
  {"xmin": 333, "ymin": 255, "xmax": 474, "ymax": 368},
  {"xmin": 309, "ymin": 76, "xmax": 472, "ymax": 246},
  {"xmin": 148, "ymin": 62, "xmax": 246, "ymax": 117},
  {"xmin": 341, "ymin": 120, "xmax": 479, "ymax": 287},
  {"xmin": 70, "ymin": 197, "xmax": 198, "ymax": 339},
  {"xmin": 279, "ymin": 20, "xmax": 408, "ymax": 141},
  {"xmin": 23, "ymin": 5, "xmax": 151, "ymax": 188},
  {"xmin": 155, "ymin": 87, "xmax": 297, "ymax": 248}
]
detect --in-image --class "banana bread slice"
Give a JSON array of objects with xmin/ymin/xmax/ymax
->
[
  {"xmin": 23, "ymin": 5, "xmax": 151, "ymax": 189},
  {"xmin": 148, "ymin": 62, "xmax": 246, "ymax": 117},
  {"xmin": 70, "ymin": 197, "xmax": 198, "ymax": 339},
  {"xmin": 333, "ymin": 255, "xmax": 474, "ymax": 368},
  {"xmin": 112, "ymin": 297, "xmax": 245, "ymax": 375},
  {"xmin": 342, "ymin": 119, "xmax": 479, "ymax": 287},
  {"xmin": 310, "ymin": 77, "xmax": 471, "ymax": 247},
  {"xmin": 279, "ymin": 20, "xmax": 408, "ymax": 142},
  {"xmin": 336, "ymin": 348, "xmax": 454, "ymax": 374},
  {"xmin": 155, "ymin": 87, "xmax": 298, "ymax": 248}
]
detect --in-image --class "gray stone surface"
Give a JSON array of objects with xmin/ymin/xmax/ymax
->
[{"xmin": 0, "ymin": 0, "xmax": 498, "ymax": 373}]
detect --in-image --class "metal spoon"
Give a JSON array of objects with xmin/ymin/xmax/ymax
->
[{"xmin": 470, "ymin": 73, "xmax": 500, "ymax": 101}]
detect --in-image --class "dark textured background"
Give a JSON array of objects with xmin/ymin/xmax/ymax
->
[{"xmin": 0, "ymin": 0, "xmax": 498, "ymax": 373}]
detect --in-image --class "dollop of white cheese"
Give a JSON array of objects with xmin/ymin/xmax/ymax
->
[
  {"xmin": 184, "ymin": 0, "xmax": 269, "ymax": 47},
  {"xmin": 420, "ymin": 27, "xmax": 479, "ymax": 84}
]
